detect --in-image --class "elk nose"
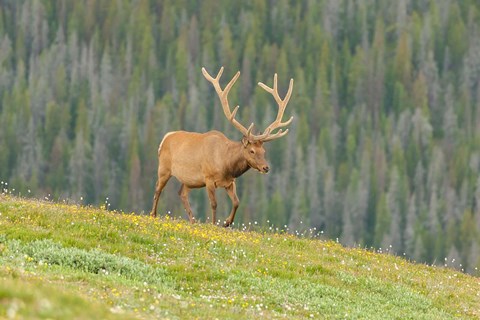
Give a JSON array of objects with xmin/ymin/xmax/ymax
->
[{"xmin": 263, "ymin": 166, "xmax": 270, "ymax": 173}]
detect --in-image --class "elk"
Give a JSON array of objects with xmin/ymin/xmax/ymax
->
[{"xmin": 150, "ymin": 66, "xmax": 293, "ymax": 227}]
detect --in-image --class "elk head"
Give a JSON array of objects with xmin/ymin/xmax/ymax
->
[{"xmin": 241, "ymin": 140, "xmax": 269, "ymax": 174}]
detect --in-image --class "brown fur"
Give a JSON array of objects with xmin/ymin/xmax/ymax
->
[{"xmin": 150, "ymin": 130, "xmax": 269, "ymax": 227}]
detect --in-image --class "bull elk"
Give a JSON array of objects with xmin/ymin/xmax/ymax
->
[{"xmin": 150, "ymin": 66, "xmax": 293, "ymax": 227}]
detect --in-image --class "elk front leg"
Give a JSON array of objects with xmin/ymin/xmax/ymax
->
[
  {"xmin": 178, "ymin": 184, "xmax": 195, "ymax": 223},
  {"xmin": 224, "ymin": 182, "xmax": 239, "ymax": 227},
  {"xmin": 206, "ymin": 181, "xmax": 217, "ymax": 225},
  {"xmin": 150, "ymin": 170, "xmax": 171, "ymax": 217}
]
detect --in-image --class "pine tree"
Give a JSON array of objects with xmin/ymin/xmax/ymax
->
[
  {"xmin": 289, "ymin": 146, "xmax": 308, "ymax": 231},
  {"xmin": 323, "ymin": 169, "xmax": 339, "ymax": 237},
  {"xmin": 405, "ymin": 194, "xmax": 418, "ymax": 257},
  {"xmin": 446, "ymin": 2, "xmax": 467, "ymax": 69},
  {"xmin": 69, "ymin": 130, "xmax": 92, "ymax": 202},
  {"xmin": 47, "ymin": 129, "xmax": 69, "ymax": 196},
  {"xmin": 307, "ymin": 140, "xmax": 322, "ymax": 230},
  {"xmin": 374, "ymin": 194, "xmax": 390, "ymax": 248}
]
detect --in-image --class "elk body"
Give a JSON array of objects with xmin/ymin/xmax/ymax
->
[{"xmin": 150, "ymin": 67, "xmax": 293, "ymax": 227}]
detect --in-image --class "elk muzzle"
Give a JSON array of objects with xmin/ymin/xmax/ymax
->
[{"xmin": 254, "ymin": 160, "xmax": 270, "ymax": 174}]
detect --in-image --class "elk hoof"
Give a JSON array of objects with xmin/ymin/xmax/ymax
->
[{"xmin": 223, "ymin": 221, "xmax": 232, "ymax": 228}]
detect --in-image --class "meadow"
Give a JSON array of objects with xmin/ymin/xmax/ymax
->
[{"xmin": 0, "ymin": 194, "xmax": 479, "ymax": 319}]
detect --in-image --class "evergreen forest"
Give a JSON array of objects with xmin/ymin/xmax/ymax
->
[{"xmin": 1, "ymin": 0, "xmax": 480, "ymax": 274}]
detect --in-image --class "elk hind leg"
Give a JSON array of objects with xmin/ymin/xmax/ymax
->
[
  {"xmin": 178, "ymin": 184, "xmax": 195, "ymax": 223},
  {"xmin": 206, "ymin": 181, "xmax": 218, "ymax": 225},
  {"xmin": 224, "ymin": 182, "xmax": 239, "ymax": 227},
  {"xmin": 150, "ymin": 170, "xmax": 171, "ymax": 217}
]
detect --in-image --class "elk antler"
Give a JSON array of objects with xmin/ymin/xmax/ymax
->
[
  {"xmin": 202, "ymin": 67, "xmax": 253, "ymax": 138},
  {"xmin": 257, "ymin": 74, "xmax": 294, "ymax": 142},
  {"xmin": 202, "ymin": 66, "xmax": 293, "ymax": 142}
]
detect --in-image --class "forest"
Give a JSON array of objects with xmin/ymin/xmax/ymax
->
[{"xmin": 0, "ymin": 0, "xmax": 480, "ymax": 274}]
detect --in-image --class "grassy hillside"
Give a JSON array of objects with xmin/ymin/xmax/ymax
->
[{"xmin": 0, "ymin": 195, "xmax": 479, "ymax": 319}]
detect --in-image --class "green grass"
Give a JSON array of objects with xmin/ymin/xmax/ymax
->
[{"xmin": 0, "ymin": 195, "xmax": 479, "ymax": 319}]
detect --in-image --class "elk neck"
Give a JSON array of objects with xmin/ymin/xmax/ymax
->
[{"xmin": 225, "ymin": 140, "xmax": 251, "ymax": 178}]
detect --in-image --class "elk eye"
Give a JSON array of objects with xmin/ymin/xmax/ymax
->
[{"xmin": 250, "ymin": 150, "xmax": 255, "ymax": 155}]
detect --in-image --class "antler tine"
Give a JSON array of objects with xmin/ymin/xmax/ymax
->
[
  {"xmin": 202, "ymin": 66, "xmax": 250, "ymax": 137},
  {"xmin": 216, "ymin": 66, "xmax": 224, "ymax": 80},
  {"xmin": 255, "ymin": 74, "xmax": 294, "ymax": 142},
  {"xmin": 262, "ymin": 128, "xmax": 289, "ymax": 142},
  {"xmin": 230, "ymin": 105, "xmax": 240, "ymax": 121}
]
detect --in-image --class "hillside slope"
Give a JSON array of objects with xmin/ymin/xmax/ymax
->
[{"xmin": 0, "ymin": 195, "xmax": 479, "ymax": 319}]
